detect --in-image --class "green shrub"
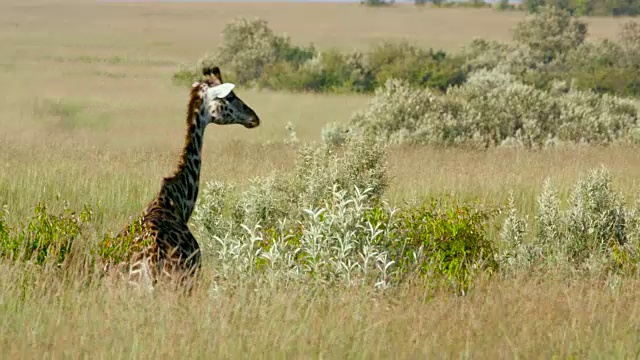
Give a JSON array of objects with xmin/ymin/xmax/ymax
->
[
  {"xmin": 536, "ymin": 179, "xmax": 562, "ymax": 253},
  {"xmin": 618, "ymin": 21, "xmax": 640, "ymax": 67},
  {"xmin": 495, "ymin": 0, "xmax": 517, "ymax": 10},
  {"xmin": 291, "ymin": 135, "xmax": 388, "ymax": 208},
  {"xmin": 522, "ymin": 0, "xmax": 640, "ymax": 16},
  {"xmin": 0, "ymin": 206, "xmax": 9, "ymax": 246},
  {"xmin": 316, "ymin": 50, "xmax": 367, "ymax": 92},
  {"xmin": 565, "ymin": 40, "xmax": 623, "ymax": 69},
  {"xmin": 349, "ymin": 78, "xmax": 455, "ymax": 145},
  {"xmin": 171, "ymin": 67, "xmax": 198, "ymax": 87},
  {"xmin": 177, "ymin": 14, "xmax": 640, "ymax": 98},
  {"xmin": 447, "ymin": 70, "xmax": 560, "ymax": 147},
  {"xmin": 215, "ymin": 17, "xmax": 315, "ymax": 84},
  {"xmin": 321, "ymin": 122, "xmax": 352, "ymax": 147},
  {"xmin": 462, "ymin": 38, "xmax": 513, "ymax": 71},
  {"xmin": 260, "ymin": 60, "xmax": 324, "ymax": 92},
  {"xmin": 555, "ymin": 90, "xmax": 639, "ymax": 144},
  {"xmin": 573, "ymin": 67, "xmax": 640, "ymax": 97},
  {"xmin": 258, "ymin": 42, "xmax": 466, "ymax": 94},
  {"xmin": 565, "ymin": 167, "xmax": 626, "ymax": 264},
  {"xmin": 98, "ymin": 216, "xmax": 153, "ymax": 266},
  {"xmin": 196, "ymin": 182, "xmax": 498, "ymax": 293},
  {"xmin": 343, "ymin": 51, "xmax": 377, "ymax": 93},
  {"xmin": 377, "ymin": 196, "xmax": 498, "ymax": 294},
  {"xmin": 523, "ymin": 0, "xmax": 545, "ymax": 12},
  {"xmin": 194, "ymin": 134, "xmax": 388, "ymax": 237},
  {"xmin": 367, "ymin": 41, "xmax": 467, "ymax": 92},
  {"xmin": 499, "ymin": 194, "xmax": 530, "ymax": 269},
  {"xmin": 193, "ymin": 133, "xmax": 497, "ymax": 293},
  {"xmin": 513, "ymin": 5, "xmax": 587, "ymax": 64},
  {"xmin": 173, "ymin": 17, "xmax": 316, "ymax": 87},
  {"xmin": 620, "ymin": 21, "xmax": 640, "ymax": 50},
  {"xmin": 199, "ymin": 186, "xmax": 397, "ymax": 288},
  {"xmin": 175, "ymin": 18, "xmax": 466, "ymax": 94},
  {"xmin": 461, "ymin": 8, "xmax": 640, "ymax": 97},
  {"xmin": 521, "ymin": 38, "xmax": 640, "ymax": 97},
  {"xmin": 192, "ymin": 135, "xmax": 391, "ymax": 286},
  {"xmin": 0, "ymin": 201, "xmax": 93, "ymax": 266},
  {"xmin": 545, "ymin": 67, "xmax": 640, "ymax": 98},
  {"xmin": 361, "ymin": 0, "xmax": 394, "ymax": 6},
  {"xmin": 347, "ymin": 70, "xmax": 639, "ymax": 148},
  {"xmin": 440, "ymin": 0, "xmax": 491, "ymax": 7},
  {"xmin": 499, "ymin": 167, "xmax": 640, "ymax": 275},
  {"xmin": 261, "ymin": 50, "xmax": 374, "ymax": 93}
]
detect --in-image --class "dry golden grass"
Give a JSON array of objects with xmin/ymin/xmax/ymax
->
[
  {"xmin": 2, "ymin": 0, "xmax": 640, "ymax": 357},
  {"xmin": 1, "ymin": 263, "xmax": 639, "ymax": 358},
  {"xmin": 0, "ymin": 0, "xmax": 628, "ymax": 59}
]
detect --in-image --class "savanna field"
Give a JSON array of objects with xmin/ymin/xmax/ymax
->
[{"xmin": 2, "ymin": 0, "xmax": 640, "ymax": 357}]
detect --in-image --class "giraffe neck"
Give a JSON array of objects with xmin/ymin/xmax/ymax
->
[{"xmin": 158, "ymin": 111, "xmax": 206, "ymax": 223}]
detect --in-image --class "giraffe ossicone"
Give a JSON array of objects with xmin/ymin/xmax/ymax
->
[{"xmin": 104, "ymin": 66, "xmax": 260, "ymax": 292}]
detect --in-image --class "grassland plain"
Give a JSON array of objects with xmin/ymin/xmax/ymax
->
[{"xmin": 1, "ymin": 0, "xmax": 640, "ymax": 358}]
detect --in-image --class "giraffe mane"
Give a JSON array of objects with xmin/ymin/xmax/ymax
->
[
  {"xmin": 187, "ymin": 85, "xmax": 202, "ymax": 125},
  {"xmin": 167, "ymin": 86, "xmax": 203, "ymax": 181},
  {"xmin": 172, "ymin": 65, "xmax": 225, "ymax": 181}
]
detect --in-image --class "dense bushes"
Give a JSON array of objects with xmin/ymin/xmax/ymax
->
[
  {"xmin": 193, "ymin": 136, "xmax": 497, "ymax": 293},
  {"xmin": 195, "ymin": 186, "xmax": 497, "ymax": 294},
  {"xmin": 523, "ymin": 0, "xmax": 640, "ymax": 16},
  {"xmin": 98, "ymin": 217, "xmax": 151, "ymax": 266},
  {"xmin": 173, "ymin": 17, "xmax": 467, "ymax": 94},
  {"xmin": 512, "ymin": 5, "xmax": 587, "ymax": 64},
  {"xmin": 191, "ymin": 141, "xmax": 640, "ymax": 290},
  {"xmin": 368, "ymin": 0, "xmax": 640, "ymax": 16},
  {"xmin": 176, "ymin": 10, "xmax": 640, "ymax": 98},
  {"xmin": 365, "ymin": 42, "xmax": 467, "ymax": 92},
  {"xmin": 0, "ymin": 207, "xmax": 9, "ymax": 251},
  {"xmin": 371, "ymin": 196, "xmax": 498, "ymax": 292},
  {"xmin": 0, "ymin": 200, "xmax": 148, "ymax": 271},
  {"xmin": 194, "ymin": 135, "xmax": 388, "ymax": 236},
  {"xmin": 499, "ymin": 167, "xmax": 640, "ymax": 277},
  {"xmin": 463, "ymin": 7, "xmax": 640, "ymax": 97},
  {"xmin": 0, "ymin": 200, "xmax": 93, "ymax": 266},
  {"xmin": 343, "ymin": 69, "xmax": 638, "ymax": 148},
  {"xmin": 211, "ymin": 17, "xmax": 316, "ymax": 85}
]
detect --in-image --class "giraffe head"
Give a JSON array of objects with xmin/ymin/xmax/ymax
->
[{"xmin": 190, "ymin": 66, "xmax": 260, "ymax": 129}]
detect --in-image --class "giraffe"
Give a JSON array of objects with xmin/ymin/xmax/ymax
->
[{"xmin": 104, "ymin": 66, "xmax": 260, "ymax": 291}]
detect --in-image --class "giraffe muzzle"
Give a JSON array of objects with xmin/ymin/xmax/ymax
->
[{"xmin": 244, "ymin": 115, "xmax": 260, "ymax": 129}]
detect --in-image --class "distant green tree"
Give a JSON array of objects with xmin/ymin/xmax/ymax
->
[
  {"xmin": 514, "ymin": 5, "xmax": 587, "ymax": 64},
  {"xmin": 523, "ymin": 0, "xmax": 640, "ymax": 15},
  {"xmin": 361, "ymin": 0, "xmax": 393, "ymax": 6},
  {"xmin": 496, "ymin": 0, "xmax": 513, "ymax": 10},
  {"xmin": 572, "ymin": 0, "xmax": 593, "ymax": 15},
  {"xmin": 523, "ymin": 0, "xmax": 546, "ymax": 12}
]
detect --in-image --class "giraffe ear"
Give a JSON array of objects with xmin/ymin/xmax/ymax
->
[
  {"xmin": 207, "ymin": 83, "xmax": 236, "ymax": 99},
  {"xmin": 210, "ymin": 67, "xmax": 223, "ymax": 82},
  {"xmin": 202, "ymin": 66, "xmax": 223, "ymax": 83}
]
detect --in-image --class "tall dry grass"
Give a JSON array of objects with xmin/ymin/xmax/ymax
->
[{"xmin": 1, "ymin": 260, "xmax": 639, "ymax": 358}]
